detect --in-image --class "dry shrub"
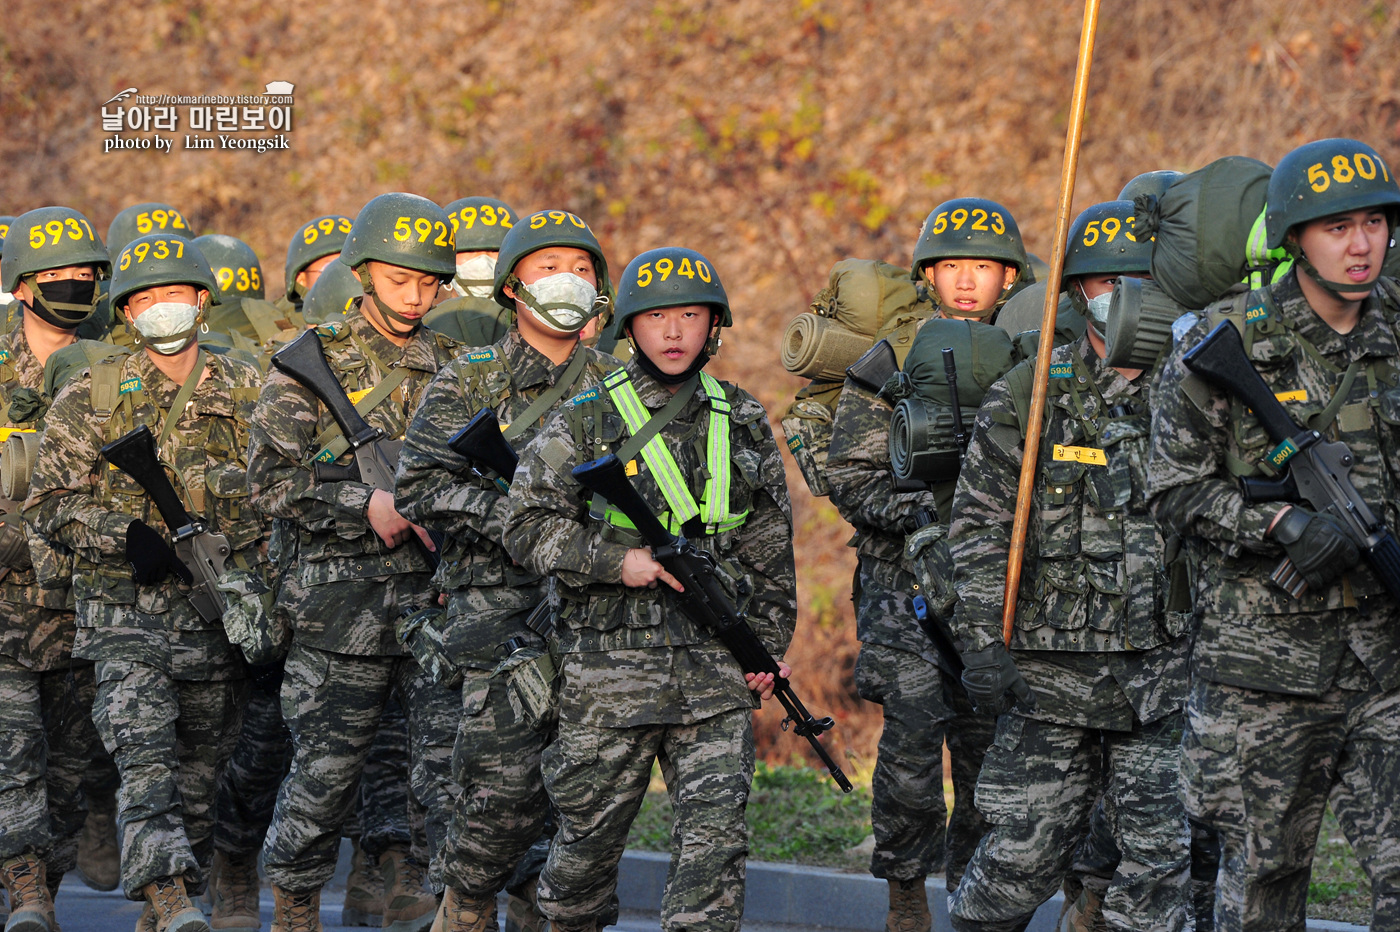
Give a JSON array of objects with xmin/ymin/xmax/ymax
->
[{"xmin": 3, "ymin": 0, "xmax": 1396, "ymax": 770}]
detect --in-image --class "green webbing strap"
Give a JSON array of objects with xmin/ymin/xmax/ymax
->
[
  {"xmin": 241, "ymin": 300, "xmax": 287, "ymax": 346},
  {"xmin": 1307, "ymin": 361, "xmax": 1361, "ymax": 435},
  {"xmin": 502, "ymin": 349, "xmax": 589, "ymax": 444},
  {"xmin": 306, "ymin": 367, "xmax": 410, "ymax": 464},
  {"xmin": 158, "ymin": 350, "xmax": 208, "ymax": 449}
]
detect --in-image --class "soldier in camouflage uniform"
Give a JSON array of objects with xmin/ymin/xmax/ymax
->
[
  {"xmin": 503, "ymin": 245, "xmax": 797, "ymax": 932},
  {"xmin": 0, "ymin": 206, "xmax": 111, "ymax": 932},
  {"xmin": 826, "ymin": 198, "xmax": 1028, "ymax": 931},
  {"xmin": 396, "ymin": 208, "xmax": 619, "ymax": 932},
  {"xmin": 248, "ymin": 193, "xmax": 465, "ymax": 932},
  {"xmin": 275, "ymin": 215, "xmax": 353, "ymax": 320},
  {"xmin": 421, "ymin": 196, "xmax": 517, "ymax": 347},
  {"xmin": 944, "ymin": 200, "xmax": 1194, "ymax": 932},
  {"xmin": 1148, "ymin": 138, "xmax": 1400, "ymax": 932},
  {"xmin": 26, "ymin": 232, "xmax": 267, "ymax": 932}
]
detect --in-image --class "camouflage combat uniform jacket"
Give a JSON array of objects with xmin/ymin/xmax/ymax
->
[
  {"xmin": 395, "ymin": 328, "xmax": 617, "ymax": 667},
  {"xmin": 0, "ymin": 325, "xmax": 76, "ymax": 670},
  {"xmin": 1149, "ymin": 273, "xmax": 1400, "ymax": 696},
  {"xmin": 826, "ymin": 378, "xmax": 950, "ymax": 661},
  {"xmin": 26, "ymin": 348, "xmax": 264, "ymax": 663},
  {"xmin": 503, "ymin": 359, "xmax": 797, "ymax": 727},
  {"xmin": 951, "ymin": 339, "xmax": 1189, "ymax": 729},
  {"xmin": 245, "ymin": 302, "xmax": 460, "ymax": 656}
]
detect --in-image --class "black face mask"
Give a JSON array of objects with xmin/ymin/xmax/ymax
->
[{"xmin": 29, "ymin": 278, "xmax": 98, "ymax": 327}]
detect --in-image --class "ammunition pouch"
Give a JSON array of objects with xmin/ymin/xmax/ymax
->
[
  {"xmin": 491, "ymin": 637, "xmax": 559, "ymax": 732},
  {"xmin": 217, "ymin": 567, "xmax": 288, "ymax": 665},
  {"xmin": 397, "ymin": 605, "xmax": 464, "ymax": 688}
]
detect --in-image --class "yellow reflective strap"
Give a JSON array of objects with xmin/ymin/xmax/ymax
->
[
  {"xmin": 699, "ymin": 372, "xmax": 730, "ymax": 528},
  {"xmin": 605, "ymin": 372, "xmax": 701, "ymax": 526}
]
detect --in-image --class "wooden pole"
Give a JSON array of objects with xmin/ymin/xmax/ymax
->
[{"xmin": 1001, "ymin": 0, "xmax": 1102, "ymax": 647}]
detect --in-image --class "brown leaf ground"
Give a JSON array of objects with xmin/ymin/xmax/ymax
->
[{"xmin": 3, "ymin": 0, "xmax": 1397, "ymax": 767}]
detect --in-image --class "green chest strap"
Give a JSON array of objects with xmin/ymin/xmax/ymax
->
[
  {"xmin": 601, "ymin": 368, "xmax": 747, "ymax": 534},
  {"xmin": 305, "ymin": 329, "xmax": 411, "ymax": 464},
  {"xmin": 503, "ymin": 349, "xmax": 589, "ymax": 444}
]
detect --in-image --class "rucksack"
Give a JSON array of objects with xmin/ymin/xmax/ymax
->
[{"xmin": 779, "ymin": 259, "xmax": 937, "ymax": 496}]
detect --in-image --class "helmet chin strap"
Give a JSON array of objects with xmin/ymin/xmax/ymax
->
[
  {"xmin": 355, "ymin": 265, "xmax": 424, "ymax": 337},
  {"xmin": 22, "ymin": 273, "xmax": 100, "ymax": 328},
  {"xmin": 1285, "ymin": 228, "xmax": 1392, "ymax": 301}
]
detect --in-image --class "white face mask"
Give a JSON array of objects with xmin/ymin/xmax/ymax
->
[
  {"xmin": 131, "ymin": 302, "xmax": 201, "ymax": 355},
  {"xmin": 519, "ymin": 272, "xmax": 598, "ymax": 333},
  {"xmin": 454, "ymin": 254, "xmax": 497, "ymax": 299},
  {"xmin": 0, "ymin": 290, "xmax": 12, "ymax": 306},
  {"xmin": 1085, "ymin": 291, "xmax": 1112, "ymax": 330}
]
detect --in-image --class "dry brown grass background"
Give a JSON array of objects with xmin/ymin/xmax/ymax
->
[{"xmin": 3, "ymin": 0, "xmax": 1397, "ymax": 772}]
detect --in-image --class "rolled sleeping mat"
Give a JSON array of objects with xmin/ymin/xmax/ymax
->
[
  {"xmin": 0, "ymin": 431, "xmax": 40, "ymax": 503},
  {"xmin": 782, "ymin": 313, "xmax": 874, "ymax": 381},
  {"xmin": 1104, "ymin": 277, "xmax": 1187, "ymax": 371},
  {"xmin": 890, "ymin": 397, "xmax": 965, "ymax": 483}
]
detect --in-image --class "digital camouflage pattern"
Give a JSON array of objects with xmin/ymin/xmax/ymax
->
[
  {"xmin": 0, "ymin": 322, "xmax": 104, "ymax": 883},
  {"xmin": 25, "ymin": 346, "xmax": 265, "ymax": 899},
  {"xmin": 946, "ymin": 339, "xmax": 1191, "ymax": 931},
  {"xmin": 212, "ymin": 670, "xmax": 292, "ymax": 861},
  {"xmin": 396, "ymin": 326, "xmax": 616, "ymax": 901},
  {"xmin": 1148, "ymin": 271, "xmax": 1400, "ymax": 930},
  {"xmin": 504, "ymin": 358, "xmax": 796, "ymax": 930},
  {"xmin": 826, "ymin": 373, "xmax": 995, "ymax": 890},
  {"xmin": 246, "ymin": 301, "xmax": 464, "ymax": 893}
]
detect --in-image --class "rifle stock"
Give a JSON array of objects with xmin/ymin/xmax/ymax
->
[
  {"xmin": 1183, "ymin": 321, "xmax": 1400, "ymax": 601},
  {"xmin": 572, "ymin": 454, "xmax": 854, "ymax": 793},
  {"xmin": 100, "ymin": 426, "xmax": 231, "ymax": 623},
  {"xmin": 448, "ymin": 409, "xmax": 519, "ymax": 491},
  {"xmin": 846, "ymin": 339, "xmax": 897, "ymax": 392},
  {"xmin": 271, "ymin": 330, "xmax": 440, "ymax": 567}
]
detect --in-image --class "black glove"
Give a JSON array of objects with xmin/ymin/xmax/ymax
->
[
  {"xmin": 960, "ymin": 643, "xmax": 1036, "ymax": 716},
  {"xmin": 125, "ymin": 519, "xmax": 193, "ymax": 586},
  {"xmin": 1270, "ymin": 506, "xmax": 1360, "ymax": 591}
]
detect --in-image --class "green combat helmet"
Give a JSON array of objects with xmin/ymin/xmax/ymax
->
[
  {"xmin": 194, "ymin": 234, "xmax": 265, "ymax": 302},
  {"xmin": 301, "ymin": 259, "xmax": 362, "ymax": 325},
  {"xmin": 910, "ymin": 197, "xmax": 1030, "ymax": 318},
  {"xmin": 0, "ymin": 216, "xmax": 16, "ymax": 251},
  {"xmin": 1266, "ymin": 137, "xmax": 1400, "ymax": 296},
  {"xmin": 614, "ymin": 246, "xmax": 730, "ymax": 367},
  {"xmin": 1062, "ymin": 200, "xmax": 1152, "ymax": 307},
  {"xmin": 283, "ymin": 214, "xmax": 352, "ymax": 307},
  {"xmin": 1, "ymin": 206, "xmax": 111, "ymax": 327},
  {"xmin": 1118, "ymin": 170, "xmax": 1183, "ymax": 205},
  {"xmin": 492, "ymin": 209, "xmax": 611, "ymax": 330},
  {"xmin": 106, "ymin": 202, "xmax": 194, "ymax": 254},
  {"xmin": 340, "ymin": 192, "xmax": 455, "ymax": 335},
  {"xmin": 444, "ymin": 196, "xmax": 517, "ymax": 252},
  {"xmin": 109, "ymin": 233, "xmax": 220, "ymax": 313}
]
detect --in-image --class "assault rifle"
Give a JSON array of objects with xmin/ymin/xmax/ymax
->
[
  {"xmin": 101, "ymin": 425, "xmax": 231, "ymax": 623},
  {"xmin": 448, "ymin": 409, "xmax": 518, "ymax": 493},
  {"xmin": 271, "ymin": 330, "xmax": 441, "ymax": 567},
  {"xmin": 943, "ymin": 347, "xmax": 970, "ymax": 454},
  {"xmin": 573, "ymin": 454, "xmax": 854, "ymax": 793},
  {"xmin": 1183, "ymin": 321, "xmax": 1400, "ymax": 600}
]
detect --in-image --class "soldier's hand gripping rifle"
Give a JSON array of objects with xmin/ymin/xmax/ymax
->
[
  {"xmin": 271, "ymin": 330, "xmax": 441, "ymax": 566},
  {"xmin": 448, "ymin": 409, "xmax": 518, "ymax": 494},
  {"xmin": 572, "ymin": 453, "xmax": 854, "ymax": 793},
  {"xmin": 101, "ymin": 425, "xmax": 231, "ymax": 623},
  {"xmin": 1183, "ymin": 321, "xmax": 1400, "ymax": 600}
]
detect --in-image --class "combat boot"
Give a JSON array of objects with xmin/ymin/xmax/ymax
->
[
  {"xmin": 135, "ymin": 902, "xmax": 157, "ymax": 932},
  {"xmin": 429, "ymin": 887, "xmax": 496, "ymax": 932},
  {"xmin": 547, "ymin": 921, "xmax": 597, "ymax": 932},
  {"xmin": 379, "ymin": 846, "xmax": 436, "ymax": 932},
  {"xmin": 75, "ymin": 801, "xmax": 120, "ymax": 892},
  {"xmin": 209, "ymin": 851, "xmax": 261, "ymax": 932},
  {"xmin": 503, "ymin": 884, "xmax": 545, "ymax": 932},
  {"xmin": 340, "ymin": 838, "xmax": 382, "ymax": 927},
  {"xmin": 885, "ymin": 877, "xmax": 930, "ymax": 932},
  {"xmin": 141, "ymin": 876, "xmax": 209, "ymax": 932},
  {"xmin": 2, "ymin": 855, "xmax": 55, "ymax": 932},
  {"xmin": 269, "ymin": 886, "xmax": 321, "ymax": 932}
]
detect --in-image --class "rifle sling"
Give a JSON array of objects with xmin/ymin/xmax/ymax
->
[
  {"xmin": 306, "ymin": 367, "xmax": 410, "ymax": 464},
  {"xmin": 158, "ymin": 350, "xmax": 208, "ymax": 450},
  {"xmin": 502, "ymin": 349, "xmax": 589, "ymax": 445}
]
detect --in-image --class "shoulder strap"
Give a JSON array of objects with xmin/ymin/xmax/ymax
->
[
  {"xmin": 241, "ymin": 299, "xmax": 289, "ymax": 345},
  {"xmin": 502, "ymin": 348, "xmax": 589, "ymax": 444},
  {"xmin": 157, "ymin": 350, "xmax": 208, "ymax": 448},
  {"xmin": 305, "ymin": 366, "xmax": 411, "ymax": 464},
  {"xmin": 999, "ymin": 362, "xmax": 1038, "ymax": 440},
  {"xmin": 89, "ymin": 358, "xmax": 127, "ymax": 419}
]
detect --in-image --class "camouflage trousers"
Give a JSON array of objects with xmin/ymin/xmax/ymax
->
[
  {"xmin": 538, "ymin": 710, "xmax": 755, "ymax": 932},
  {"xmin": 0, "ymin": 657, "xmax": 101, "ymax": 876},
  {"xmin": 854, "ymin": 641, "xmax": 995, "ymax": 888},
  {"xmin": 1183, "ymin": 673, "xmax": 1400, "ymax": 932},
  {"xmin": 347, "ymin": 696, "xmax": 419, "ymax": 860},
  {"xmin": 949, "ymin": 712, "xmax": 1191, "ymax": 932},
  {"xmin": 261, "ymin": 640, "xmax": 460, "ymax": 893},
  {"xmin": 91, "ymin": 659, "xmax": 247, "ymax": 898},
  {"xmin": 214, "ymin": 664, "xmax": 292, "ymax": 859}
]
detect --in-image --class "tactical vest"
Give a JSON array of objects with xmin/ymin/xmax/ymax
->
[{"xmin": 991, "ymin": 351, "xmax": 1189, "ymax": 652}]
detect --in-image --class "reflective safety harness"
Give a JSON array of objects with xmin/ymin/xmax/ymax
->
[{"xmin": 599, "ymin": 367, "xmax": 748, "ymax": 535}]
